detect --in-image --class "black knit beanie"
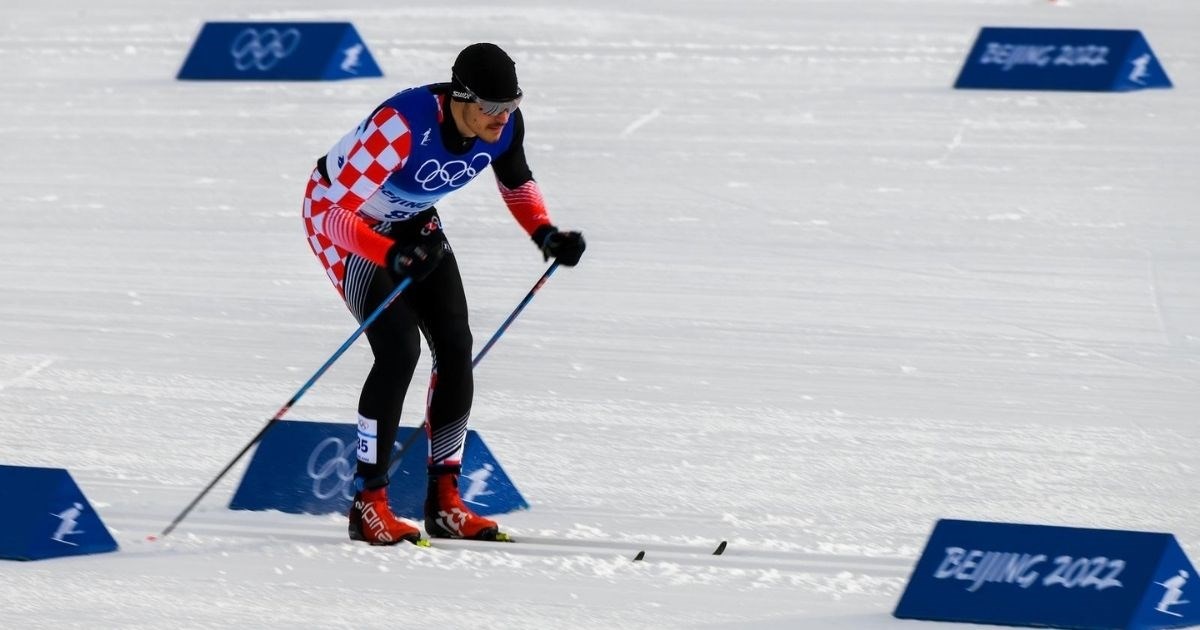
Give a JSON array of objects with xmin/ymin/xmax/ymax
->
[{"xmin": 451, "ymin": 43, "xmax": 521, "ymax": 101}]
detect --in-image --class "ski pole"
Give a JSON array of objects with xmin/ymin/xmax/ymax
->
[
  {"xmin": 159, "ymin": 276, "xmax": 414, "ymax": 539},
  {"xmin": 391, "ymin": 261, "xmax": 561, "ymax": 462}
]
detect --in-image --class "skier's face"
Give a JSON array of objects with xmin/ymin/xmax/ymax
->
[{"xmin": 462, "ymin": 103, "xmax": 510, "ymax": 143}]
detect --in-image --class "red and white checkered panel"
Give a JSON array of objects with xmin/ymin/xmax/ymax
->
[
  {"xmin": 326, "ymin": 107, "xmax": 414, "ymax": 211},
  {"xmin": 302, "ymin": 108, "xmax": 416, "ymax": 296},
  {"xmin": 302, "ymin": 171, "xmax": 350, "ymax": 293},
  {"xmin": 303, "ymin": 171, "xmax": 390, "ymax": 295}
]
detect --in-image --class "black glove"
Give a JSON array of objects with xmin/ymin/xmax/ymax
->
[
  {"xmin": 532, "ymin": 225, "xmax": 586, "ymax": 267},
  {"xmin": 386, "ymin": 240, "xmax": 443, "ymax": 282}
]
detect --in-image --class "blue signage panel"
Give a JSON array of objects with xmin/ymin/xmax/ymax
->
[
  {"xmin": 177, "ymin": 22, "xmax": 382, "ymax": 81},
  {"xmin": 0, "ymin": 465, "xmax": 119, "ymax": 561},
  {"xmin": 894, "ymin": 519, "xmax": 1200, "ymax": 629},
  {"xmin": 1132, "ymin": 541, "xmax": 1200, "ymax": 629},
  {"xmin": 954, "ymin": 28, "xmax": 1172, "ymax": 92},
  {"xmin": 229, "ymin": 420, "xmax": 528, "ymax": 519}
]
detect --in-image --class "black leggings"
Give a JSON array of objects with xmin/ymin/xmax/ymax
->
[{"xmin": 348, "ymin": 210, "xmax": 473, "ymax": 488}]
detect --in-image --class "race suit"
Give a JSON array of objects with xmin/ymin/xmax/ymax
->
[{"xmin": 301, "ymin": 83, "xmax": 552, "ymax": 486}]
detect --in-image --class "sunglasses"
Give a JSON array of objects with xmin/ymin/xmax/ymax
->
[{"xmin": 452, "ymin": 73, "xmax": 523, "ymax": 116}]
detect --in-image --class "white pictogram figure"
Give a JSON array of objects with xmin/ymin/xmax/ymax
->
[
  {"xmin": 462, "ymin": 463, "xmax": 495, "ymax": 506},
  {"xmin": 50, "ymin": 502, "xmax": 84, "ymax": 546},
  {"xmin": 1129, "ymin": 53, "xmax": 1152, "ymax": 85},
  {"xmin": 1156, "ymin": 570, "xmax": 1190, "ymax": 617},
  {"xmin": 340, "ymin": 43, "xmax": 364, "ymax": 74}
]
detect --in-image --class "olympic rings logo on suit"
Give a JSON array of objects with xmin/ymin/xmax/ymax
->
[
  {"xmin": 412, "ymin": 153, "xmax": 493, "ymax": 192},
  {"xmin": 230, "ymin": 28, "xmax": 302, "ymax": 71}
]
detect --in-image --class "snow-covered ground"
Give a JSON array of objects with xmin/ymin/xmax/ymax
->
[{"xmin": 1, "ymin": 0, "xmax": 1197, "ymax": 627}]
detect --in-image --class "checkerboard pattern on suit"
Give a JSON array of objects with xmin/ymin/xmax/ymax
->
[
  {"xmin": 302, "ymin": 107, "xmax": 414, "ymax": 292},
  {"xmin": 327, "ymin": 108, "xmax": 412, "ymax": 209}
]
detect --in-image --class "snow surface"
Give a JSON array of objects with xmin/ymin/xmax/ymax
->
[{"xmin": 1, "ymin": 0, "xmax": 1198, "ymax": 628}]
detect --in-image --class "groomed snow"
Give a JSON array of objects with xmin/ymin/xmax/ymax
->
[{"xmin": 1, "ymin": 0, "xmax": 1197, "ymax": 628}]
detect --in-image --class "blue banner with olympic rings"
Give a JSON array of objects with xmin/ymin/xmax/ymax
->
[
  {"xmin": 229, "ymin": 420, "xmax": 527, "ymax": 519},
  {"xmin": 177, "ymin": 22, "xmax": 382, "ymax": 81}
]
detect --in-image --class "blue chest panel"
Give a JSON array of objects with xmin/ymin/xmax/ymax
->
[{"xmin": 368, "ymin": 87, "xmax": 514, "ymax": 221}]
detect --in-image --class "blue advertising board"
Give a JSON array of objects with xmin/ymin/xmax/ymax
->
[
  {"xmin": 0, "ymin": 465, "xmax": 119, "ymax": 561},
  {"xmin": 177, "ymin": 22, "xmax": 382, "ymax": 81},
  {"xmin": 954, "ymin": 28, "xmax": 1172, "ymax": 92},
  {"xmin": 895, "ymin": 519, "xmax": 1200, "ymax": 629},
  {"xmin": 229, "ymin": 420, "xmax": 528, "ymax": 519}
]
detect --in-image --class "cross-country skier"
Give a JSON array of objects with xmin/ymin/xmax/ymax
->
[{"xmin": 301, "ymin": 42, "xmax": 585, "ymax": 544}]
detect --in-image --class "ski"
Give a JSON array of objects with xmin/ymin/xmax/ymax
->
[
  {"xmin": 415, "ymin": 531, "xmax": 513, "ymax": 546},
  {"xmin": 635, "ymin": 539, "xmax": 727, "ymax": 561},
  {"xmin": 413, "ymin": 537, "xmax": 913, "ymax": 576},
  {"xmin": 417, "ymin": 533, "xmax": 729, "ymax": 562}
]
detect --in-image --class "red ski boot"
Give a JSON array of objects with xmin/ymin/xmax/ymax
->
[
  {"xmin": 348, "ymin": 486, "xmax": 422, "ymax": 545},
  {"xmin": 424, "ymin": 470, "xmax": 503, "ymax": 540}
]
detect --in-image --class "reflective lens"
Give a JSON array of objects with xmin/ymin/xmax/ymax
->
[{"xmin": 475, "ymin": 95, "xmax": 522, "ymax": 116}]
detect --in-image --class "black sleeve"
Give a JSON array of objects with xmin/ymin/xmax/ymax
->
[{"xmin": 491, "ymin": 109, "xmax": 535, "ymax": 189}]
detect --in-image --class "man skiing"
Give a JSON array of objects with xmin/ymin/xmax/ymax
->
[{"xmin": 301, "ymin": 43, "xmax": 585, "ymax": 544}]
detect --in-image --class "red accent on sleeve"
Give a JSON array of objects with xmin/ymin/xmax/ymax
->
[
  {"xmin": 319, "ymin": 204, "xmax": 392, "ymax": 266},
  {"xmin": 497, "ymin": 178, "xmax": 553, "ymax": 236}
]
